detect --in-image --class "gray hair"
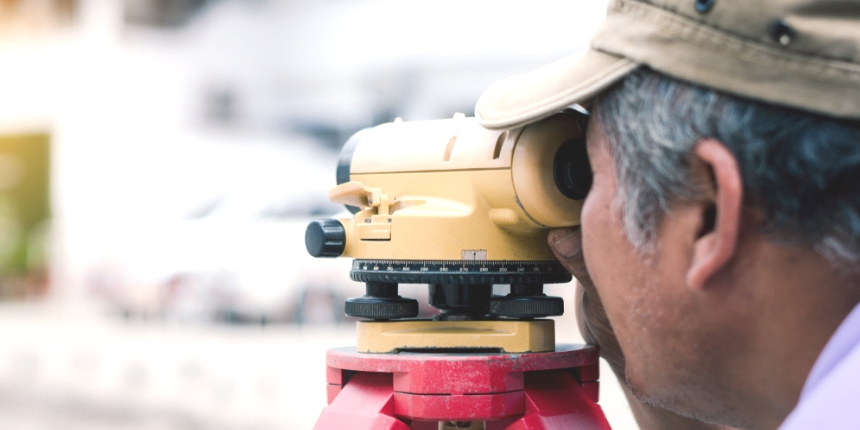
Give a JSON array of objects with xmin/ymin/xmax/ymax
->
[{"xmin": 593, "ymin": 68, "xmax": 860, "ymax": 266}]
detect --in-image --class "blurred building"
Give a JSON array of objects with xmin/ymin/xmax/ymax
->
[
  {"xmin": 0, "ymin": 0, "xmax": 606, "ymax": 317},
  {"xmin": 0, "ymin": 2, "xmax": 646, "ymax": 430}
]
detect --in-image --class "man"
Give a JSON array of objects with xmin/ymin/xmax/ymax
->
[{"xmin": 476, "ymin": 0, "xmax": 860, "ymax": 429}]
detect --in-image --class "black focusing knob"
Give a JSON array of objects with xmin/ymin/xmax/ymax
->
[{"xmin": 305, "ymin": 219, "xmax": 346, "ymax": 258}]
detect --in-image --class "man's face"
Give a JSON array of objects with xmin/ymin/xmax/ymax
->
[{"xmin": 579, "ymin": 119, "xmax": 730, "ymax": 416}]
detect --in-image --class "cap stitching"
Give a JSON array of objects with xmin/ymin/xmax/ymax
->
[{"xmin": 618, "ymin": 0, "xmax": 860, "ymax": 83}]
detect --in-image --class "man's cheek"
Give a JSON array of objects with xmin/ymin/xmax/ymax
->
[
  {"xmin": 580, "ymin": 185, "xmax": 610, "ymax": 268},
  {"xmin": 579, "ymin": 199, "xmax": 597, "ymax": 271},
  {"xmin": 581, "ymin": 191, "xmax": 631, "ymax": 317},
  {"xmin": 580, "ymin": 196, "xmax": 611, "ymax": 295}
]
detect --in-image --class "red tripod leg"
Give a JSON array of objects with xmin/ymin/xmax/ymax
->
[
  {"xmin": 504, "ymin": 370, "xmax": 612, "ymax": 430},
  {"xmin": 314, "ymin": 372, "xmax": 411, "ymax": 430}
]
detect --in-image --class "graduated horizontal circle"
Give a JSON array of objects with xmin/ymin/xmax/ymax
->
[{"xmin": 349, "ymin": 259, "xmax": 573, "ymax": 285}]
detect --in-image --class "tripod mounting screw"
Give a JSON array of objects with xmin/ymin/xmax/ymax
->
[{"xmin": 305, "ymin": 219, "xmax": 346, "ymax": 258}]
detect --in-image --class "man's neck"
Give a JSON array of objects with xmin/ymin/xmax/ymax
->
[{"xmin": 730, "ymin": 242, "xmax": 860, "ymax": 430}]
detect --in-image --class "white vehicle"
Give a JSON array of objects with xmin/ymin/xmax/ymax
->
[{"xmin": 87, "ymin": 137, "xmax": 362, "ymax": 325}]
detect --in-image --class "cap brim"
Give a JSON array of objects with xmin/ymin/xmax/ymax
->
[{"xmin": 475, "ymin": 48, "xmax": 638, "ymax": 130}]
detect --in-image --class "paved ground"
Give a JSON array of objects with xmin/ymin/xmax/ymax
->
[{"xmin": 0, "ymin": 299, "xmax": 636, "ymax": 429}]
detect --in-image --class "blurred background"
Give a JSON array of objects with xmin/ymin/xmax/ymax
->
[{"xmin": 0, "ymin": 0, "xmax": 636, "ymax": 428}]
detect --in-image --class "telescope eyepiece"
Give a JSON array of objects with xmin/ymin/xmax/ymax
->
[{"xmin": 553, "ymin": 136, "xmax": 592, "ymax": 200}]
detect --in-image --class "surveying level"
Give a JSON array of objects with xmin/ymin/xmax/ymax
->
[{"xmin": 306, "ymin": 109, "xmax": 612, "ymax": 429}]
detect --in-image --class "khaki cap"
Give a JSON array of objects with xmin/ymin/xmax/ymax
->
[{"xmin": 476, "ymin": 0, "xmax": 860, "ymax": 130}]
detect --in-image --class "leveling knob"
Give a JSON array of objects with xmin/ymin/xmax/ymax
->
[
  {"xmin": 345, "ymin": 282, "xmax": 419, "ymax": 319},
  {"xmin": 305, "ymin": 219, "xmax": 346, "ymax": 258},
  {"xmin": 489, "ymin": 283, "xmax": 564, "ymax": 318}
]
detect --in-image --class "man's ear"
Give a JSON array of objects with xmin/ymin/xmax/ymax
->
[{"xmin": 687, "ymin": 139, "xmax": 743, "ymax": 290}]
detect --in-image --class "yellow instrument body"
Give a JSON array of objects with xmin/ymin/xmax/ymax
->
[{"xmin": 331, "ymin": 112, "xmax": 584, "ymax": 262}]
